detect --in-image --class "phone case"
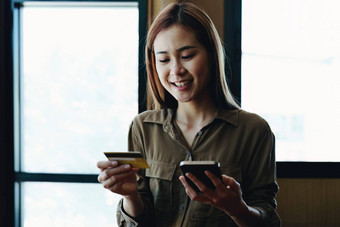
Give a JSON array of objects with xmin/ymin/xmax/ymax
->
[{"xmin": 180, "ymin": 161, "xmax": 222, "ymax": 192}]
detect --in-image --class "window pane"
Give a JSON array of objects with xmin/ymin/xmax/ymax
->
[
  {"xmin": 22, "ymin": 182, "xmax": 121, "ymax": 227},
  {"xmin": 242, "ymin": 0, "xmax": 340, "ymax": 161},
  {"xmin": 21, "ymin": 5, "xmax": 139, "ymax": 173}
]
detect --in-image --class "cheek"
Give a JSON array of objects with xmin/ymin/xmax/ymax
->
[
  {"xmin": 155, "ymin": 66, "xmax": 168, "ymax": 84},
  {"xmin": 192, "ymin": 59, "xmax": 209, "ymax": 78},
  {"xmin": 200, "ymin": 54, "xmax": 210, "ymax": 73}
]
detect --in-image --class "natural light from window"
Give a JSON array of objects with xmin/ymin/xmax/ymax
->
[
  {"xmin": 22, "ymin": 4, "xmax": 139, "ymax": 174},
  {"xmin": 242, "ymin": 0, "xmax": 340, "ymax": 161},
  {"xmin": 21, "ymin": 3, "xmax": 139, "ymax": 226}
]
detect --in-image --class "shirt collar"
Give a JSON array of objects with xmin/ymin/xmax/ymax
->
[
  {"xmin": 214, "ymin": 108, "xmax": 239, "ymax": 127},
  {"xmin": 142, "ymin": 108, "xmax": 239, "ymax": 129}
]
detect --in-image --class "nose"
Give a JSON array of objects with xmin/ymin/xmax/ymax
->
[{"xmin": 170, "ymin": 60, "xmax": 186, "ymax": 76}]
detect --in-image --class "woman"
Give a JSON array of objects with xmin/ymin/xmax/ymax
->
[{"xmin": 97, "ymin": 2, "xmax": 281, "ymax": 226}]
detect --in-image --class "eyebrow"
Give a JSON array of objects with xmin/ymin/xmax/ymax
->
[{"xmin": 155, "ymin": 45, "xmax": 198, "ymax": 55}]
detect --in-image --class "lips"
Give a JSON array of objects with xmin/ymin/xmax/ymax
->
[{"xmin": 172, "ymin": 80, "xmax": 193, "ymax": 88}]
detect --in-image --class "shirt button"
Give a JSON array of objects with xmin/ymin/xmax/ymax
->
[
  {"xmin": 179, "ymin": 204, "xmax": 185, "ymax": 210},
  {"xmin": 197, "ymin": 130, "xmax": 202, "ymax": 136}
]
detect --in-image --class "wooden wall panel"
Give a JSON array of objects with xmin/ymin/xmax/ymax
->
[{"xmin": 277, "ymin": 178, "xmax": 340, "ymax": 226}]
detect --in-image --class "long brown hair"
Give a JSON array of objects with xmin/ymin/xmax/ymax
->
[{"xmin": 146, "ymin": 2, "xmax": 240, "ymax": 110}]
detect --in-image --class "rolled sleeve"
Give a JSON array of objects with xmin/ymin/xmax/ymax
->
[
  {"xmin": 243, "ymin": 123, "xmax": 281, "ymax": 226},
  {"xmin": 116, "ymin": 197, "xmax": 154, "ymax": 227},
  {"xmin": 254, "ymin": 205, "xmax": 281, "ymax": 227},
  {"xmin": 116, "ymin": 199, "xmax": 139, "ymax": 227}
]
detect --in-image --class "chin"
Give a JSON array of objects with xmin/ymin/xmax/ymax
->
[
  {"xmin": 172, "ymin": 93, "xmax": 195, "ymax": 104},
  {"xmin": 176, "ymin": 97, "xmax": 193, "ymax": 103}
]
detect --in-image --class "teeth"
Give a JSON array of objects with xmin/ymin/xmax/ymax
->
[{"xmin": 174, "ymin": 81, "xmax": 191, "ymax": 87}]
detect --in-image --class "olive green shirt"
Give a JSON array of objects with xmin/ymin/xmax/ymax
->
[{"xmin": 116, "ymin": 108, "xmax": 281, "ymax": 226}]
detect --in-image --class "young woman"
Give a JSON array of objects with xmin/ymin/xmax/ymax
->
[{"xmin": 97, "ymin": 2, "xmax": 281, "ymax": 226}]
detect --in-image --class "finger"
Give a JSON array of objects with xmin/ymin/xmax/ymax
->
[
  {"xmin": 179, "ymin": 176, "xmax": 187, "ymax": 187},
  {"xmin": 179, "ymin": 176, "xmax": 195, "ymax": 192},
  {"xmin": 222, "ymin": 175, "xmax": 240, "ymax": 191},
  {"xmin": 186, "ymin": 186, "xmax": 199, "ymax": 200},
  {"xmin": 185, "ymin": 172, "xmax": 212, "ymax": 194},
  {"xmin": 179, "ymin": 176, "xmax": 200, "ymax": 198},
  {"xmin": 102, "ymin": 171, "xmax": 136, "ymax": 194},
  {"xmin": 103, "ymin": 169, "xmax": 137, "ymax": 189},
  {"xmin": 98, "ymin": 164, "xmax": 132, "ymax": 182},
  {"xmin": 204, "ymin": 171, "xmax": 224, "ymax": 189},
  {"xmin": 97, "ymin": 160, "xmax": 118, "ymax": 170}
]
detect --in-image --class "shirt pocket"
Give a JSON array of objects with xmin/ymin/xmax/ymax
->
[
  {"xmin": 145, "ymin": 160, "xmax": 176, "ymax": 218},
  {"xmin": 220, "ymin": 162, "xmax": 242, "ymax": 184}
]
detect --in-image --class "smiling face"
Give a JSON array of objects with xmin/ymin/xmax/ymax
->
[{"xmin": 153, "ymin": 24, "xmax": 212, "ymax": 105}]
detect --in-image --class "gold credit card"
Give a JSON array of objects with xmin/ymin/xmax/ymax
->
[{"xmin": 104, "ymin": 151, "xmax": 150, "ymax": 169}]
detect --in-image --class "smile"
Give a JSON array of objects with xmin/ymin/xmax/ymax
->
[{"xmin": 172, "ymin": 80, "xmax": 193, "ymax": 88}]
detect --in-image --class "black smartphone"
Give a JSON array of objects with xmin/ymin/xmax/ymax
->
[{"xmin": 180, "ymin": 161, "xmax": 222, "ymax": 192}]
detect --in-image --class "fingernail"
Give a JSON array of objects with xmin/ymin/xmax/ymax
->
[
  {"xmin": 110, "ymin": 161, "xmax": 117, "ymax": 165},
  {"xmin": 123, "ymin": 164, "xmax": 130, "ymax": 169}
]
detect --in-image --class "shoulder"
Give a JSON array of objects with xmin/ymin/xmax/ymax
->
[
  {"xmin": 129, "ymin": 109, "xmax": 172, "ymax": 139},
  {"xmin": 132, "ymin": 108, "xmax": 171, "ymax": 125},
  {"xmin": 237, "ymin": 109, "xmax": 272, "ymax": 132}
]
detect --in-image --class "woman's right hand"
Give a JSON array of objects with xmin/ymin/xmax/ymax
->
[{"xmin": 97, "ymin": 160, "xmax": 139, "ymax": 196}]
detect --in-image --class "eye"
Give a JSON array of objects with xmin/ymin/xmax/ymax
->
[
  {"xmin": 159, "ymin": 59, "xmax": 170, "ymax": 63},
  {"xmin": 182, "ymin": 54, "xmax": 194, "ymax": 60}
]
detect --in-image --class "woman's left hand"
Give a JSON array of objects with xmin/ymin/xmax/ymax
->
[{"xmin": 179, "ymin": 171, "xmax": 249, "ymax": 217}]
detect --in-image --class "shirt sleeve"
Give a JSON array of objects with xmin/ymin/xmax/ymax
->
[
  {"xmin": 115, "ymin": 120, "xmax": 155, "ymax": 227},
  {"xmin": 116, "ymin": 199, "xmax": 139, "ymax": 227},
  {"xmin": 242, "ymin": 122, "xmax": 282, "ymax": 226},
  {"xmin": 116, "ymin": 198, "xmax": 153, "ymax": 227}
]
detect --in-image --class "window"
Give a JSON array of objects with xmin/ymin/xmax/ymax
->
[
  {"xmin": 20, "ymin": 2, "xmax": 139, "ymax": 174},
  {"xmin": 2, "ymin": 1, "xmax": 338, "ymax": 226},
  {"xmin": 11, "ymin": 1, "xmax": 147, "ymax": 226},
  {"xmin": 241, "ymin": 0, "xmax": 340, "ymax": 162}
]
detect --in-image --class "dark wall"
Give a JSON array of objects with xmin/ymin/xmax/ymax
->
[{"xmin": 0, "ymin": 0, "xmax": 14, "ymax": 226}]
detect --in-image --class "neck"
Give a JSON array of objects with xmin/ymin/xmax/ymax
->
[{"xmin": 176, "ymin": 97, "xmax": 217, "ymax": 127}]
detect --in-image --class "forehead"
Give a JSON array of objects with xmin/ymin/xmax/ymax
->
[{"xmin": 153, "ymin": 24, "xmax": 201, "ymax": 52}]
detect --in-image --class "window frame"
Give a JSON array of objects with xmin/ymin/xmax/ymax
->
[
  {"xmin": 1, "ymin": 0, "xmax": 339, "ymax": 226},
  {"xmin": 0, "ymin": 0, "xmax": 147, "ymax": 226},
  {"xmin": 224, "ymin": 0, "xmax": 340, "ymax": 178}
]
